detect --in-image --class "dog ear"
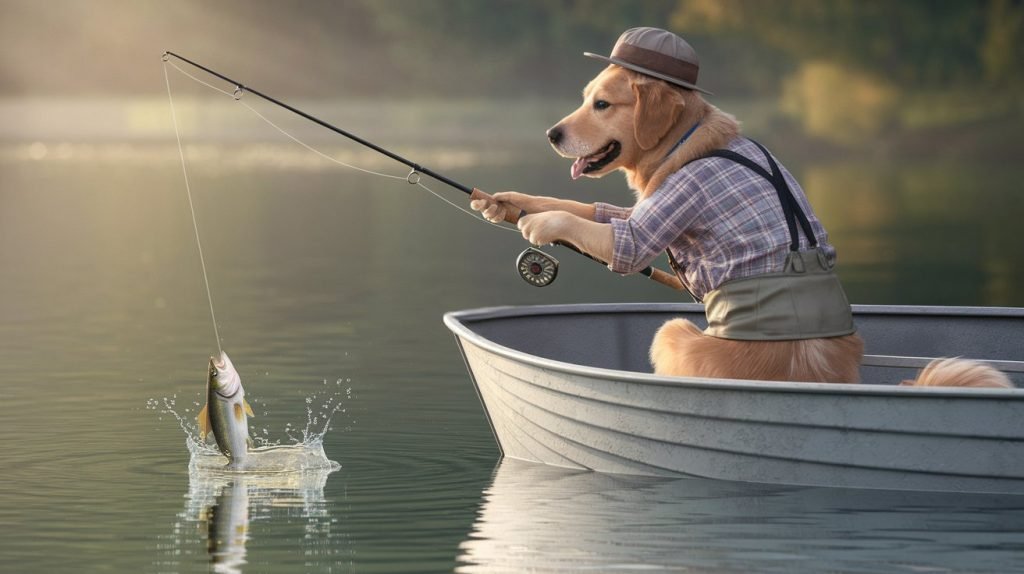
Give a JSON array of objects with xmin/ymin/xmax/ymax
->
[{"xmin": 632, "ymin": 78, "xmax": 686, "ymax": 151}]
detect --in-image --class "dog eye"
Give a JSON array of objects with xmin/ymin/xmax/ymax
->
[{"xmin": 593, "ymin": 100, "xmax": 611, "ymax": 111}]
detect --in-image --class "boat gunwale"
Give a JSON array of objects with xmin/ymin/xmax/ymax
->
[{"xmin": 443, "ymin": 303, "xmax": 1024, "ymax": 399}]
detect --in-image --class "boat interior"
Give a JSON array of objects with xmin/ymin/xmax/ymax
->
[{"xmin": 459, "ymin": 304, "xmax": 1024, "ymax": 387}]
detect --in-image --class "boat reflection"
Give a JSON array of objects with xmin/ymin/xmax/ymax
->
[{"xmin": 457, "ymin": 459, "xmax": 1024, "ymax": 573}]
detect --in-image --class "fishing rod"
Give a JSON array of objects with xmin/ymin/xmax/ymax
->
[{"xmin": 162, "ymin": 51, "xmax": 683, "ymax": 291}]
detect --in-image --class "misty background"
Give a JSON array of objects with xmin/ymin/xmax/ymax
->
[
  {"xmin": 3, "ymin": 0, "xmax": 1022, "ymax": 152},
  {"xmin": 2, "ymin": 0, "xmax": 1023, "ymax": 306}
]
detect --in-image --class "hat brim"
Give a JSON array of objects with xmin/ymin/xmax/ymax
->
[{"xmin": 583, "ymin": 52, "xmax": 713, "ymax": 95}]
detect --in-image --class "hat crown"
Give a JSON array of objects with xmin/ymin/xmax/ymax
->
[
  {"xmin": 583, "ymin": 27, "xmax": 711, "ymax": 94},
  {"xmin": 613, "ymin": 27, "xmax": 700, "ymax": 68}
]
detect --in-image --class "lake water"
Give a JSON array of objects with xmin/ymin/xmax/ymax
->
[{"xmin": 2, "ymin": 96, "xmax": 1024, "ymax": 573}]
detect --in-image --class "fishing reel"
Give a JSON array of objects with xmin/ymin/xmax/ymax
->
[{"xmin": 516, "ymin": 247, "xmax": 559, "ymax": 287}]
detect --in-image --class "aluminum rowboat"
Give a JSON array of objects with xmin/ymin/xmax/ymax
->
[{"xmin": 443, "ymin": 303, "xmax": 1024, "ymax": 494}]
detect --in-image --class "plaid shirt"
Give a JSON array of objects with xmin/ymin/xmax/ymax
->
[{"xmin": 595, "ymin": 137, "xmax": 836, "ymax": 301}]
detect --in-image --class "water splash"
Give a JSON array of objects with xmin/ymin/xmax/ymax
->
[
  {"xmin": 147, "ymin": 377, "xmax": 351, "ymax": 473},
  {"xmin": 157, "ymin": 446, "xmax": 344, "ymax": 572}
]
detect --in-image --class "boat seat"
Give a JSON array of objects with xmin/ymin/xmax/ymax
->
[{"xmin": 862, "ymin": 354, "xmax": 1024, "ymax": 374}]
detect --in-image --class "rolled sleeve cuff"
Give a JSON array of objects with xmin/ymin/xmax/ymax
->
[
  {"xmin": 608, "ymin": 217, "xmax": 642, "ymax": 274},
  {"xmin": 593, "ymin": 202, "xmax": 633, "ymax": 224}
]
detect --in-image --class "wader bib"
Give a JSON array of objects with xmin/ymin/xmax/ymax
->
[{"xmin": 667, "ymin": 140, "xmax": 856, "ymax": 341}]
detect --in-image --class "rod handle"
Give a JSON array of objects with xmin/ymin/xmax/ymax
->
[
  {"xmin": 470, "ymin": 188, "xmax": 525, "ymax": 225},
  {"xmin": 648, "ymin": 268, "xmax": 686, "ymax": 292}
]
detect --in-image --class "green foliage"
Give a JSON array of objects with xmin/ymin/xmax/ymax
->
[
  {"xmin": 350, "ymin": 0, "xmax": 1024, "ymax": 105},
  {"xmin": 981, "ymin": 0, "xmax": 1024, "ymax": 89},
  {"xmin": 668, "ymin": 0, "xmax": 1023, "ymax": 144},
  {"xmin": 671, "ymin": 0, "xmax": 1020, "ymax": 91},
  {"xmin": 356, "ymin": 0, "xmax": 678, "ymax": 96},
  {"xmin": 4, "ymin": 0, "xmax": 1021, "ymax": 106}
]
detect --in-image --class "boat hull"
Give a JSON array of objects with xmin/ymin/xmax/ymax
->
[{"xmin": 445, "ymin": 304, "xmax": 1024, "ymax": 494}]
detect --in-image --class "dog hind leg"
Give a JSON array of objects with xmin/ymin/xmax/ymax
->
[
  {"xmin": 651, "ymin": 319, "xmax": 863, "ymax": 383},
  {"xmin": 650, "ymin": 319, "xmax": 708, "ymax": 378}
]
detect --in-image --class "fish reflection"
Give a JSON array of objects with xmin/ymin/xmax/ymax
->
[
  {"xmin": 458, "ymin": 459, "xmax": 1024, "ymax": 573},
  {"xmin": 168, "ymin": 466, "xmax": 336, "ymax": 574},
  {"xmin": 202, "ymin": 479, "xmax": 250, "ymax": 573}
]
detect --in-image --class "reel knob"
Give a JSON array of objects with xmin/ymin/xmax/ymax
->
[{"xmin": 516, "ymin": 247, "xmax": 559, "ymax": 287}]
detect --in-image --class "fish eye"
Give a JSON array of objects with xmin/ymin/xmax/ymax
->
[
  {"xmin": 593, "ymin": 100, "xmax": 611, "ymax": 111},
  {"xmin": 210, "ymin": 368, "xmax": 218, "ymax": 378}
]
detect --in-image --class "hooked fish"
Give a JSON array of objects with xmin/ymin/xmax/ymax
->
[{"xmin": 197, "ymin": 351, "xmax": 255, "ymax": 469}]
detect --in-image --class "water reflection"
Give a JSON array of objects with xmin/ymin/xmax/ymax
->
[
  {"xmin": 803, "ymin": 162, "xmax": 1024, "ymax": 305},
  {"xmin": 458, "ymin": 459, "xmax": 1024, "ymax": 573},
  {"xmin": 203, "ymin": 479, "xmax": 250, "ymax": 573},
  {"xmin": 159, "ymin": 466, "xmax": 337, "ymax": 573}
]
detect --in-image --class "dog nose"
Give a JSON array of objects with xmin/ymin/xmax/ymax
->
[{"xmin": 546, "ymin": 125, "xmax": 563, "ymax": 145}]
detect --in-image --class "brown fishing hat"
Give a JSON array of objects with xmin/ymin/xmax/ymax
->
[{"xmin": 584, "ymin": 27, "xmax": 713, "ymax": 95}]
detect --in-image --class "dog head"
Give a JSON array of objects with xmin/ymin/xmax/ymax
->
[{"xmin": 547, "ymin": 65, "xmax": 691, "ymax": 181}]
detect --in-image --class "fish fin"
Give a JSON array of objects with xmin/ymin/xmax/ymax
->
[
  {"xmin": 233, "ymin": 403, "xmax": 244, "ymax": 422},
  {"xmin": 197, "ymin": 403, "xmax": 210, "ymax": 441},
  {"xmin": 243, "ymin": 399, "xmax": 255, "ymax": 418},
  {"xmin": 246, "ymin": 436, "xmax": 254, "ymax": 450}
]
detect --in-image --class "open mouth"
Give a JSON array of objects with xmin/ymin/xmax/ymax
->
[{"xmin": 571, "ymin": 140, "xmax": 621, "ymax": 180}]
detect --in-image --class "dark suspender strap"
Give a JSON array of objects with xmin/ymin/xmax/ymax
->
[
  {"xmin": 704, "ymin": 141, "xmax": 818, "ymax": 250},
  {"xmin": 704, "ymin": 148, "xmax": 802, "ymax": 251},
  {"xmin": 665, "ymin": 249, "xmax": 700, "ymax": 302},
  {"xmin": 664, "ymin": 140, "xmax": 819, "ymax": 301},
  {"xmin": 748, "ymin": 140, "xmax": 818, "ymax": 248}
]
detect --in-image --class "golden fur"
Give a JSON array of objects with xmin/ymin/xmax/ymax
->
[
  {"xmin": 548, "ymin": 65, "xmax": 1005, "ymax": 388},
  {"xmin": 551, "ymin": 66, "xmax": 740, "ymax": 199},
  {"xmin": 650, "ymin": 319, "xmax": 864, "ymax": 383},
  {"xmin": 902, "ymin": 358, "xmax": 1013, "ymax": 388}
]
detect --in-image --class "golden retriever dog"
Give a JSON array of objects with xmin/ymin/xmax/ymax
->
[
  {"xmin": 472, "ymin": 54, "xmax": 1008, "ymax": 389},
  {"xmin": 474, "ymin": 64, "xmax": 864, "ymax": 384}
]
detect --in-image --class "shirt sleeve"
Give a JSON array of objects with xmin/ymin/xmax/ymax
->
[
  {"xmin": 593, "ymin": 202, "xmax": 633, "ymax": 223},
  {"xmin": 607, "ymin": 174, "xmax": 700, "ymax": 274}
]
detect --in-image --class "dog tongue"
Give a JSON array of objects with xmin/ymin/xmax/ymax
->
[{"xmin": 571, "ymin": 157, "xmax": 588, "ymax": 180}]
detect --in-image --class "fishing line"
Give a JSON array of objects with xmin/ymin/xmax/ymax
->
[
  {"xmin": 160, "ymin": 51, "xmax": 683, "ymax": 291},
  {"xmin": 232, "ymin": 80, "xmax": 507, "ymax": 227},
  {"xmin": 163, "ymin": 63, "xmax": 224, "ymax": 354},
  {"xmin": 163, "ymin": 58, "xmax": 515, "ymax": 231}
]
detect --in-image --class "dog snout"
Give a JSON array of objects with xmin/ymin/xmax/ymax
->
[{"xmin": 546, "ymin": 125, "xmax": 564, "ymax": 146}]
